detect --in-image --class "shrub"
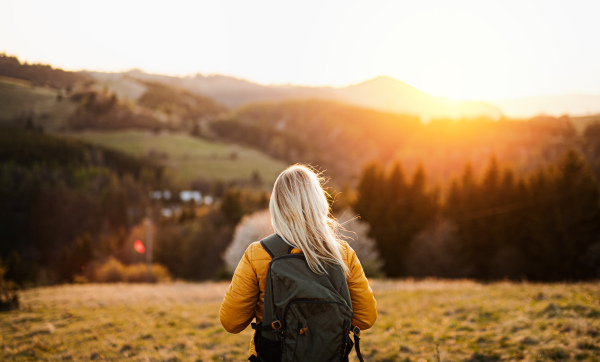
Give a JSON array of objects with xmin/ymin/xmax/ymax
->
[
  {"xmin": 223, "ymin": 210, "xmax": 273, "ymax": 273},
  {"xmin": 154, "ymin": 210, "xmax": 235, "ymax": 280},
  {"xmin": 94, "ymin": 257, "xmax": 172, "ymax": 283},
  {"xmin": 338, "ymin": 212, "xmax": 383, "ymax": 278},
  {"xmin": 0, "ymin": 258, "xmax": 19, "ymax": 311},
  {"xmin": 73, "ymin": 275, "xmax": 88, "ymax": 284},
  {"xmin": 404, "ymin": 218, "xmax": 463, "ymax": 278},
  {"xmin": 123, "ymin": 263, "xmax": 171, "ymax": 283},
  {"xmin": 95, "ymin": 257, "xmax": 125, "ymax": 282}
]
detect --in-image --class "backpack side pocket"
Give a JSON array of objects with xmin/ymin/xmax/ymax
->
[{"xmin": 254, "ymin": 325, "xmax": 282, "ymax": 362}]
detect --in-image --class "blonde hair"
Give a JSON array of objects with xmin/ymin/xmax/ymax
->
[{"xmin": 269, "ymin": 164, "xmax": 350, "ymax": 277}]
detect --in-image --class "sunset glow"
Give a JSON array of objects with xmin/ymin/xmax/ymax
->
[{"xmin": 1, "ymin": 0, "xmax": 599, "ymax": 100}]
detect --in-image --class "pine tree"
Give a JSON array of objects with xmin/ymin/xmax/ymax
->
[
  {"xmin": 381, "ymin": 162, "xmax": 407, "ymax": 275},
  {"xmin": 525, "ymin": 150, "xmax": 600, "ymax": 280},
  {"xmin": 552, "ymin": 150, "xmax": 600, "ymax": 279},
  {"xmin": 447, "ymin": 156, "xmax": 527, "ymax": 279},
  {"xmin": 354, "ymin": 161, "xmax": 437, "ymax": 277},
  {"xmin": 354, "ymin": 162, "xmax": 386, "ymax": 225},
  {"xmin": 448, "ymin": 162, "xmax": 484, "ymax": 277},
  {"xmin": 582, "ymin": 122, "xmax": 600, "ymax": 183}
]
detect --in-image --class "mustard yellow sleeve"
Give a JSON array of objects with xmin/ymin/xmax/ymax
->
[
  {"xmin": 219, "ymin": 244, "xmax": 259, "ymax": 333},
  {"xmin": 346, "ymin": 244, "xmax": 378, "ymax": 330}
]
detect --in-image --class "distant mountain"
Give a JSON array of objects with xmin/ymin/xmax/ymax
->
[
  {"xmin": 3, "ymin": 53, "xmax": 597, "ymax": 120},
  {"xmin": 88, "ymin": 70, "xmax": 335, "ymax": 108},
  {"xmin": 489, "ymin": 94, "xmax": 600, "ymax": 118},
  {"xmin": 335, "ymin": 76, "xmax": 503, "ymax": 120},
  {"xmin": 88, "ymin": 71, "xmax": 503, "ymax": 120}
]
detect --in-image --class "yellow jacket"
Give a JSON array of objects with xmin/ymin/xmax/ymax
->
[{"xmin": 219, "ymin": 239, "xmax": 378, "ymax": 357}]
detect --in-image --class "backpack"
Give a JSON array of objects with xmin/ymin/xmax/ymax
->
[{"xmin": 251, "ymin": 234, "xmax": 365, "ymax": 362}]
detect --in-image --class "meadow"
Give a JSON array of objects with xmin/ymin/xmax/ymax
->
[
  {"xmin": 0, "ymin": 77, "xmax": 76, "ymax": 131},
  {"xmin": 65, "ymin": 130, "xmax": 287, "ymax": 185},
  {"xmin": 1, "ymin": 280, "xmax": 599, "ymax": 361}
]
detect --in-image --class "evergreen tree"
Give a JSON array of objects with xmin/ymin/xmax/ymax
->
[
  {"xmin": 552, "ymin": 150, "xmax": 600, "ymax": 278},
  {"xmin": 447, "ymin": 156, "xmax": 528, "ymax": 279},
  {"xmin": 525, "ymin": 150, "xmax": 600, "ymax": 280},
  {"xmin": 220, "ymin": 189, "xmax": 244, "ymax": 224},
  {"xmin": 448, "ymin": 162, "xmax": 484, "ymax": 277},
  {"xmin": 354, "ymin": 161, "xmax": 436, "ymax": 277},
  {"xmin": 381, "ymin": 162, "xmax": 409, "ymax": 276},
  {"xmin": 582, "ymin": 122, "xmax": 600, "ymax": 183},
  {"xmin": 354, "ymin": 162, "xmax": 386, "ymax": 225},
  {"xmin": 57, "ymin": 233, "xmax": 94, "ymax": 282}
]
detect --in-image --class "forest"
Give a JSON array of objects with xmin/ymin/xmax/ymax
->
[{"xmin": 354, "ymin": 151, "xmax": 600, "ymax": 280}]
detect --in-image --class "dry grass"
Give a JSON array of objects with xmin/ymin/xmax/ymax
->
[
  {"xmin": 94, "ymin": 258, "xmax": 172, "ymax": 283},
  {"xmin": 1, "ymin": 280, "xmax": 599, "ymax": 361}
]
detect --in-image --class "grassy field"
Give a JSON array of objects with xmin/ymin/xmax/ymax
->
[
  {"xmin": 65, "ymin": 130, "xmax": 287, "ymax": 185},
  {"xmin": 0, "ymin": 76, "xmax": 76, "ymax": 131},
  {"xmin": 1, "ymin": 280, "xmax": 599, "ymax": 361}
]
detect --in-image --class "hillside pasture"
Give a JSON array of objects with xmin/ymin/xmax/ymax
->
[
  {"xmin": 65, "ymin": 130, "xmax": 287, "ymax": 185},
  {"xmin": 0, "ymin": 76, "xmax": 77, "ymax": 131},
  {"xmin": 1, "ymin": 280, "xmax": 598, "ymax": 361}
]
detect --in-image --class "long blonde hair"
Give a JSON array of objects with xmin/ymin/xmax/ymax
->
[{"xmin": 269, "ymin": 164, "xmax": 350, "ymax": 277}]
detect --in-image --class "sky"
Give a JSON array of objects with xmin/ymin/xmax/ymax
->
[{"xmin": 1, "ymin": 0, "xmax": 599, "ymax": 100}]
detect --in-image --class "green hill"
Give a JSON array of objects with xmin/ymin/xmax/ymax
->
[
  {"xmin": 65, "ymin": 130, "xmax": 287, "ymax": 185},
  {"xmin": 0, "ymin": 76, "xmax": 76, "ymax": 131}
]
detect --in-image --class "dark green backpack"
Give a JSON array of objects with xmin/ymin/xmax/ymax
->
[{"xmin": 251, "ymin": 234, "xmax": 364, "ymax": 362}]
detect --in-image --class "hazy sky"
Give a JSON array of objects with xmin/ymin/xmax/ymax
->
[{"xmin": 1, "ymin": 0, "xmax": 599, "ymax": 100}]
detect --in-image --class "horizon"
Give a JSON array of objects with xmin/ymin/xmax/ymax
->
[
  {"xmin": 2, "ymin": 1, "xmax": 600, "ymax": 101},
  {"xmin": 5, "ymin": 55, "xmax": 600, "ymax": 104}
]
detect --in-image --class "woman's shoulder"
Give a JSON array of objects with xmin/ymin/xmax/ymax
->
[{"xmin": 246, "ymin": 241, "xmax": 274, "ymax": 262}]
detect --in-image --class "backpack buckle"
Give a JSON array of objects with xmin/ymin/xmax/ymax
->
[
  {"xmin": 351, "ymin": 324, "xmax": 361, "ymax": 337},
  {"xmin": 271, "ymin": 320, "xmax": 282, "ymax": 330}
]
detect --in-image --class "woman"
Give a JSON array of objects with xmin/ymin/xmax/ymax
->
[{"xmin": 219, "ymin": 164, "xmax": 377, "ymax": 360}]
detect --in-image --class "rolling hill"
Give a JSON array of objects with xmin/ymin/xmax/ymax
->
[
  {"xmin": 65, "ymin": 130, "xmax": 287, "ymax": 185},
  {"xmin": 0, "ymin": 76, "xmax": 76, "ymax": 131},
  {"xmin": 91, "ymin": 70, "xmax": 600, "ymax": 120},
  {"xmin": 2, "ymin": 56, "xmax": 595, "ymax": 189},
  {"xmin": 89, "ymin": 71, "xmax": 503, "ymax": 120}
]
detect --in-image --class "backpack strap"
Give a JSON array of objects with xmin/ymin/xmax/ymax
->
[
  {"xmin": 352, "ymin": 325, "xmax": 365, "ymax": 362},
  {"xmin": 260, "ymin": 234, "xmax": 295, "ymax": 259}
]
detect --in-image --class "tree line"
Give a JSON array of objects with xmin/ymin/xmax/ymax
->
[
  {"xmin": 0, "ymin": 127, "xmax": 164, "ymax": 285},
  {"xmin": 0, "ymin": 127, "xmax": 272, "ymax": 286},
  {"xmin": 0, "ymin": 54, "xmax": 90, "ymax": 89},
  {"xmin": 354, "ymin": 149, "xmax": 600, "ymax": 281}
]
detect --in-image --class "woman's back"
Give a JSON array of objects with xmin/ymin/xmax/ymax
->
[
  {"xmin": 219, "ymin": 238, "xmax": 377, "ymax": 333},
  {"xmin": 219, "ymin": 164, "xmax": 377, "ymax": 359}
]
